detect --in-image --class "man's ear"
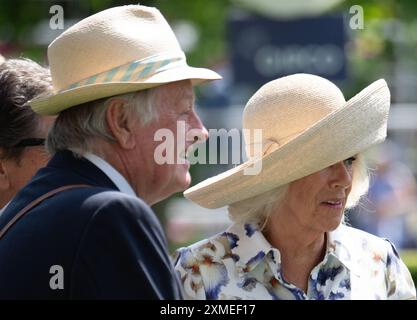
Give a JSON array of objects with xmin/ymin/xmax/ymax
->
[
  {"xmin": 0, "ymin": 159, "xmax": 11, "ymax": 191},
  {"xmin": 105, "ymin": 99, "xmax": 137, "ymax": 150}
]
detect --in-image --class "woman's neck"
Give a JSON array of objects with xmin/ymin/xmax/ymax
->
[
  {"xmin": 263, "ymin": 211, "xmax": 327, "ymax": 292},
  {"xmin": 264, "ymin": 210, "xmax": 326, "ymax": 256}
]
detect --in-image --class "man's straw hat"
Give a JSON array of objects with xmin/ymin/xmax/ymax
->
[{"xmin": 30, "ymin": 5, "xmax": 221, "ymax": 115}]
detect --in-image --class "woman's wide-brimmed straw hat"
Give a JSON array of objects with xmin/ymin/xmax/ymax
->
[
  {"xmin": 30, "ymin": 5, "xmax": 221, "ymax": 115},
  {"xmin": 185, "ymin": 74, "xmax": 391, "ymax": 209}
]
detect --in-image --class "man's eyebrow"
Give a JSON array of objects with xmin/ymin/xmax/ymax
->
[
  {"xmin": 185, "ymin": 88, "xmax": 195, "ymax": 101},
  {"xmin": 181, "ymin": 92, "xmax": 195, "ymax": 105}
]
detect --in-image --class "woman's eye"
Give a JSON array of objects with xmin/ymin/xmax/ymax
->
[{"xmin": 344, "ymin": 157, "xmax": 356, "ymax": 167}]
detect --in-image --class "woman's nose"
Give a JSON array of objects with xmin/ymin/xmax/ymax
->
[{"xmin": 329, "ymin": 161, "xmax": 353, "ymax": 189}]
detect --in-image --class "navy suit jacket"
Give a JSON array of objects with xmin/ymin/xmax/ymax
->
[{"xmin": 0, "ymin": 151, "xmax": 182, "ymax": 299}]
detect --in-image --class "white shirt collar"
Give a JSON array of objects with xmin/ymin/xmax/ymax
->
[{"xmin": 83, "ymin": 152, "xmax": 137, "ymax": 197}]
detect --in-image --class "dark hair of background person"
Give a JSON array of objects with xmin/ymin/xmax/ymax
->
[{"xmin": 0, "ymin": 59, "xmax": 52, "ymax": 162}]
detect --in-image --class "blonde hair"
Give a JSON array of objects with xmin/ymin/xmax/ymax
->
[{"xmin": 228, "ymin": 154, "xmax": 369, "ymax": 229}]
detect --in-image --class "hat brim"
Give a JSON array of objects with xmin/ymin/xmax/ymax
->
[
  {"xmin": 184, "ymin": 79, "xmax": 390, "ymax": 209},
  {"xmin": 30, "ymin": 66, "xmax": 221, "ymax": 115}
]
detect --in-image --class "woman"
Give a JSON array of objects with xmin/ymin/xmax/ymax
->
[{"xmin": 173, "ymin": 74, "xmax": 416, "ymax": 300}]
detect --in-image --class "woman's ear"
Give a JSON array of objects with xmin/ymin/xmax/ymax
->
[{"xmin": 105, "ymin": 99, "xmax": 137, "ymax": 150}]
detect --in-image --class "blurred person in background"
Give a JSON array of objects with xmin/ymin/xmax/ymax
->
[
  {"xmin": 173, "ymin": 74, "xmax": 416, "ymax": 300},
  {"xmin": 349, "ymin": 140, "xmax": 417, "ymax": 249},
  {"xmin": 0, "ymin": 5, "xmax": 220, "ymax": 299},
  {"xmin": 0, "ymin": 58, "xmax": 54, "ymax": 215}
]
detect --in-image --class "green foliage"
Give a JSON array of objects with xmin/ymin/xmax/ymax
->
[
  {"xmin": 0, "ymin": 0, "xmax": 229, "ymax": 68},
  {"xmin": 2, "ymin": 0, "xmax": 416, "ymax": 97},
  {"xmin": 400, "ymin": 250, "xmax": 417, "ymax": 286},
  {"xmin": 153, "ymin": 0, "xmax": 229, "ymax": 67},
  {"xmin": 332, "ymin": 0, "xmax": 417, "ymax": 99}
]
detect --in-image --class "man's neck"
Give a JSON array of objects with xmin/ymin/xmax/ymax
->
[
  {"xmin": 83, "ymin": 151, "xmax": 137, "ymax": 198},
  {"xmin": 95, "ymin": 146, "xmax": 166, "ymax": 206}
]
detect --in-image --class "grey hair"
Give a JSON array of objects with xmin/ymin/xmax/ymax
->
[
  {"xmin": 46, "ymin": 88, "xmax": 159, "ymax": 155},
  {"xmin": 228, "ymin": 154, "xmax": 369, "ymax": 229}
]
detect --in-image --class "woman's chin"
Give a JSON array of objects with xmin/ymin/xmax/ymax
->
[{"xmin": 325, "ymin": 216, "xmax": 344, "ymax": 231}]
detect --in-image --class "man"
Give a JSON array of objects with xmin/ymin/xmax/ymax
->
[
  {"xmin": 0, "ymin": 58, "xmax": 54, "ymax": 215},
  {"xmin": 0, "ymin": 5, "xmax": 220, "ymax": 299}
]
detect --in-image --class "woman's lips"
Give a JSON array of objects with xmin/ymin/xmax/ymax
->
[{"xmin": 321, "ymin": 199, "xmax": 343, "ymax": 209}]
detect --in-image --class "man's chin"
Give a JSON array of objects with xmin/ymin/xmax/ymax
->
[
  {"xmin": 182, "ymin": 172, "xmax": 192, "ymax": 189},
  {"xmin": 173, "ymin": 171, "xmax": 192, "ymax": 194}
]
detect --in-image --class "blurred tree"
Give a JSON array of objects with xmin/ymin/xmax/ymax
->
[
  {"xmin": 0, "ymin": 0, "xmax": 230, "ymax": 69},
  {"xmin": 337, "ymin": 0, "xmax": 417, "ymax": 101}
]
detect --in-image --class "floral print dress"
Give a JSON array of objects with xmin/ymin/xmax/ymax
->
[{"xmin": 173, "ymin": 223, "xmax": 416, "ymax": 300}]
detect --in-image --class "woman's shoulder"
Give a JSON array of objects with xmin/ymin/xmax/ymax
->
[
  {"xmin": 337, "ymin": 224, "xmax": 392, "ymax": 247},
  {"xmin": 333, "ymin": 224, "xmax": 399, "ymax": 264},
  {"xmin": 172, "ymin": 229, "xmax": 237, "ymax": 264},
  {"xmin": 336, "ymin": 225, "xmax": 416, "ymax": 300},
  {"xmin": 172, "ymin": 229, "xmax": 241, "ymax": 300}
]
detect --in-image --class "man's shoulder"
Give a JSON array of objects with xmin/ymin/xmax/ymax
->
[
  {"xmin": 43, "ymin": 187, "xmax": 157, "ymax": 228},
  {"xmin": 66, "ymin": 187, "xmax": 148, "ymax": 209},
  {"xmin": 80, "ymin": 190, "xmax": 157, "ymax": 224}
]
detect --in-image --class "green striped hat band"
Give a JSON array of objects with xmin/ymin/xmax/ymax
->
[{"xmin": 62, "ymin": 53, "xmax": 186, "ymax": 92}]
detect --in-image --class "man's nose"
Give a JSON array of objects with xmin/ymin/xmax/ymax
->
[
  {"xmin": 190, "ymin": 112, "xmax": 209, "ymax": 143},
  {"xmin": 197, "ymin": 126, "xmax": 209, "ymax": 143},
  {"xmin": 329, "ymin": 161, "xmax": 353, "ymax": 189}
]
